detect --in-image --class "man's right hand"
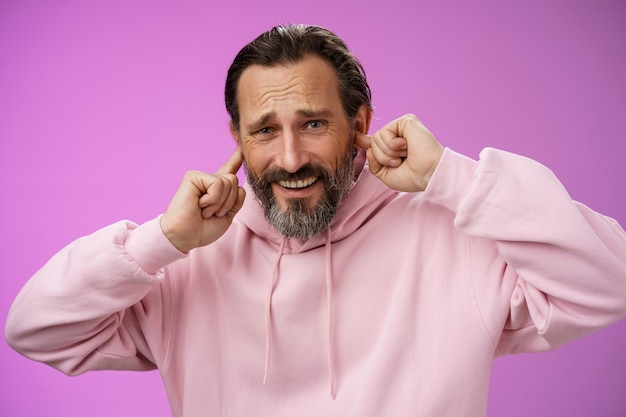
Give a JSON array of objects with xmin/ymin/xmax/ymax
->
[{"xmin": 160, "ymin": 149, "xmax": 246, "ymax": 253}]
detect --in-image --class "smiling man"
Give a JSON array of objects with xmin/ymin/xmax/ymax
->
[
  {"xmin": 236, "ymin": 54, "xmax": 369, "ymax": 239},
  {"xmin": 6, "ymin": 24, "xmax": 626, "ymax": 417}
]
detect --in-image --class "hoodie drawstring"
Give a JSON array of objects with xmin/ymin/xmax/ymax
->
[
  {"xmin": 263, "ymin": 237, "xmax": 286, "ymax": 385},
  {"xmin": 262, "ymin": 230, "xmax": 337, "ymax": 399},
  {"xmin": 325, "ymin": 227, "xmax": 337, "ymax": 399}
]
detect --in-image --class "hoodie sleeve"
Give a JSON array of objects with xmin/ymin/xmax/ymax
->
[
  {"xmin": 424, "ymin": 147, "xmax": 626, "ymax": 355},
  {"xmin": 4, "ymin": 217, "xmax": 186, "ymax": 375}
]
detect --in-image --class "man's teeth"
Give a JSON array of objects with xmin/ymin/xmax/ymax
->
[{"xmin": 278, "ymin": 177, "xmax": 317, "ymax": 189}]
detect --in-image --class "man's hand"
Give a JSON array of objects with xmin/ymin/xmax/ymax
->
[
  {"xmin": 355, "ymin": 114, "xmax": 444, "ymax": 192},
  {"xmin": 160, "ymin": 149, "xmax": 246, "ymax": 253}
]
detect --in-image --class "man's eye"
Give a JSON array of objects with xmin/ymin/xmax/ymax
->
[
  {"xmin": 251, "ymin": 127, "xmax": 276, "ymax": 141},
  {"xmin": 307, "ymin": 120, "xmax": 325, "ymax": 129}
]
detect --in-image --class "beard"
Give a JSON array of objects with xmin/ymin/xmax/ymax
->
[{"xmin": 246, "ymin": 145, "xmax": 356, "ymax": 239}]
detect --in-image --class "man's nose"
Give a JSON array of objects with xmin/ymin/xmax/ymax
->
[{"xmin": 275, "ymin": 131, "xmax": 310, "ymax": 173}]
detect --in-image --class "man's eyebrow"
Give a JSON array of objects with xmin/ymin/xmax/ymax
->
[
  {"xmin": 245, "ymin": 112, "xmax": 274, "ymax": 132},
  {"xmin": 296, "ymin": 108, "xmax": 334, "ymax": 119}
]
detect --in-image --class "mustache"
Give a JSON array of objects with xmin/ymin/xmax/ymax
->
[{"xmin": 250, "ymin": 164, "xmax": 329, "ymax": 185}]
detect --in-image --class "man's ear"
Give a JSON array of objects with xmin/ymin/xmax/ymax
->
[
  {"xmin": 229, "ymin": 121, "xmax": 241, "ymax": 145},
  {"xmin": 353, "ymin": 104, "xmax": 372, "ymax": 135}
]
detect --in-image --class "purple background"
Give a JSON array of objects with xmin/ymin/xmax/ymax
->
[{"xmin": 1, "ymin": 0, "xmax": 625, "ymax": 415}]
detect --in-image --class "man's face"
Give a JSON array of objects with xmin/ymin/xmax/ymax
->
[{"xmin": 234, "ymin": 55, "xmax": 362, "ymax": 239}]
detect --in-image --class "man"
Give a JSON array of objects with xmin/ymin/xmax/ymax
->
[{"xmin": 6, "ymin": 24, "xmax": 626, "ymax": 417}]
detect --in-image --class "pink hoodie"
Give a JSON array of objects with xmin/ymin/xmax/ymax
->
[{"xmin": 6, "ymin": 148, "xmax": 626, "ymax": 416}]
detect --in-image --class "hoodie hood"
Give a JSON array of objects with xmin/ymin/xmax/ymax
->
[{"xmin": 235, "ymin": 167, "xmax": 398, "ymax": 253}]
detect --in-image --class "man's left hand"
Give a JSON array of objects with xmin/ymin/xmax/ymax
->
[{"xmin": 355, "ymin": 114, "xmax": 444, "ymax": 192}]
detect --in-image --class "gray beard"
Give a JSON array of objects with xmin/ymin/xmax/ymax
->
[{"xmin": 246, "ymin": 146, "xmax": 356, "ymax": 240}]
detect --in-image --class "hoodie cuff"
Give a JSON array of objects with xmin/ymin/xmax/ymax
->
[
  {"xmin": 423, "ymin": 148, "xmax": 478, "ymax": 214},
  {"xmin": 124, "ymin": 216, "xmax": 187, "ymax": 275}
]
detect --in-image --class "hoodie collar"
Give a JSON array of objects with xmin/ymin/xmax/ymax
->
[{"xmin": 236, "ymin": 167, "xmax": 397, "ymax": 253}]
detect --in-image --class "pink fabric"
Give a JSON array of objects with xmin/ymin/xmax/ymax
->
[{"xmin": 6, "ymin": 148, "xmax": 626, "ymax": 416}]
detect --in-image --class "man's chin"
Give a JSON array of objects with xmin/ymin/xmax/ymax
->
[{"xmin": 275, "ymin": 196, "xmax": 319, "ymax": 215}]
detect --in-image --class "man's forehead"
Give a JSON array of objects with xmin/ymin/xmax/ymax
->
[
  {"xmin": 237, "ymin": 56, "xmax": 342, "ymax": 128},
  {"xmin": 238, "ymin": 58, "xmax": 337, "ymax": 95}
]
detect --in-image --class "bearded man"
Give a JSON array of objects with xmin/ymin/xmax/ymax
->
[{"xmin": 7, "ymin": 24, "xmax": 626, "ymax": 417}]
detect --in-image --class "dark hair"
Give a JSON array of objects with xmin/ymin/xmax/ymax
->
[{"xmin": 225, "ymin": 24, "xmax": 372, "ymax": 134}]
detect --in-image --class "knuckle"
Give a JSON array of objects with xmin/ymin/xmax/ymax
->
[{"xmin": 184, "ymin": 169, "xmax": 201, "ymax": 178}]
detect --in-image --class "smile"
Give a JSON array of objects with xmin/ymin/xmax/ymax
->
[{"xmin": 278, "ymin": 176, "xmax": 318, "ymax": 189}]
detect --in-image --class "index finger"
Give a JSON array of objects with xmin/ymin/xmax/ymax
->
[
  {"xmin": 354, "ymin": 132, "xmax": 372, "ymax": 150},
  {"xmin": 218, "ymin": 148, "xmax": 243, "ymax": 175}
]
